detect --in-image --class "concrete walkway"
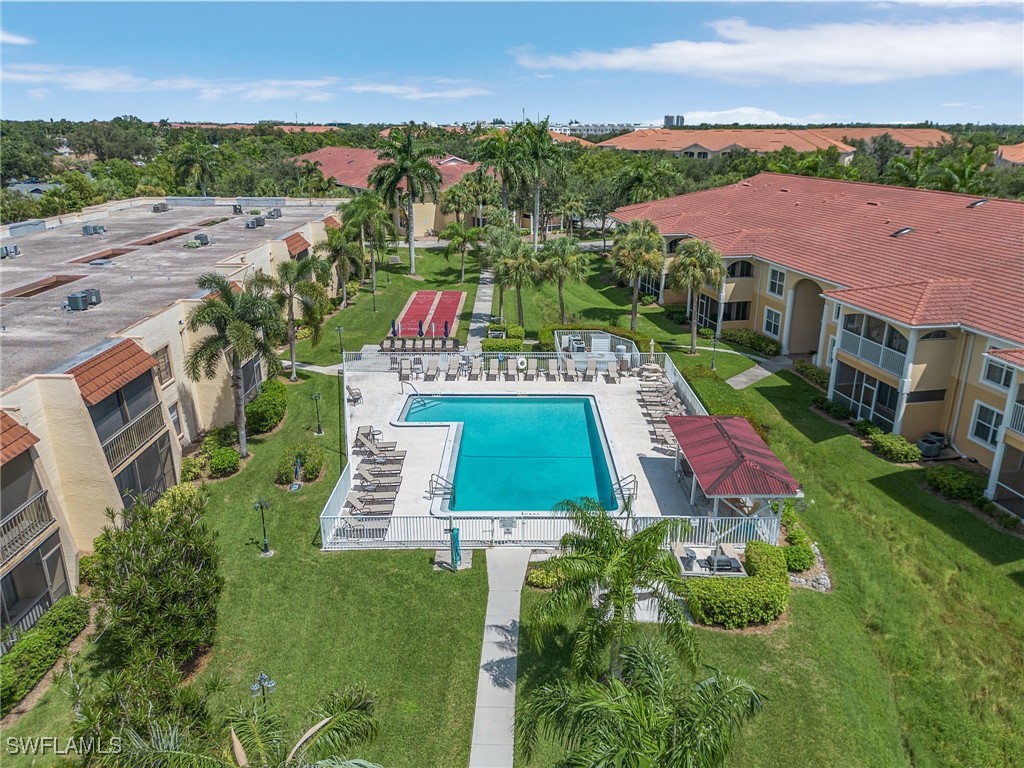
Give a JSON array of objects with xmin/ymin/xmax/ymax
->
[
  {"xmin": 469, "ymin": 547, "xmax": 531, "ymax": 768},
  {"xmin": 726, "ymin": 356, "xmax": 793, "ymax": 389},
  {"xmin": 467, "ymin": 269, "xmax": 495, "ymax": 351}
]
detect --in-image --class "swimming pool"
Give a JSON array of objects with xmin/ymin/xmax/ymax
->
[{"xmin": 400, "ymin": 395, "xmax": 617, "ymax": 513}]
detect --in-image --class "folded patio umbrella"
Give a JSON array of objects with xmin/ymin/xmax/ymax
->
[
  {"xmin": 443, "ymin": 320, "xmax": 450, "ymax": 338},
  {"xmin": 391, "ymin": 319, "xmax": 397, "ymax": 337},
  {"xmin": 418, "ymin": 320, "xmax": 424, "ymax": 337}
]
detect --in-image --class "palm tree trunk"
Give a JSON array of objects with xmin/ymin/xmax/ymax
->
[
  {"xmin": 689, "ymin": 288, "xmax": 698, "ymax": 355},
  {"xmin": 406, "ymin": 194, "xmax": 417, "ymax": 276},
  {"xmin": 341, "ymin": 280, "xmax": 348, "ymax": 310},
  {"xmin": 533, "ymin": 179, "xmax": 541, "ymax": 252},
  {"xmin": 601, "ymin": 216, "xmax": 608, "ymax": 251},
  {"xmin": 498, "ymin": 285, "xmax": 504, "ymax": 321},
  {"xmin": 631, "ymin": 278, "xmax": 640, "ymax": 332},
  {"xmin": 369, "ymin": 240, "xmax": 378, "ymax": 312},
  {"xmin": 199, "ymin": 179, "xmax": 207, "ymax": 197},
  {"xmin": 558, "ymin": 276, "xmax": 566, "ymax": 324},
  {"xmin": 232, "ymin": 364, "xmax": 249, "ymax": 458},
  {"xmin": 516, "ymin": 283, "xmax": 525, "ymax": 328},
  {"xmin": 501, "ymin": 180, "xmax": 508, "ymax": 209},
  {"xmin": 460, "ymin": 246, "xmax": 466, "ymax": 284},
  {"xmin": 288, "ymin": 303, "xmax": 298, "ymax": 381}
]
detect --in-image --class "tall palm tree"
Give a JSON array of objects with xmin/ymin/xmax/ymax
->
[
  {"xmin": 513, "ymin": 119, "xmax": 564, "ymax": 251},
  {"xmin": 185, "ymin": 275, "xmax": 283, "ymax": 458},
  {"xmin": 518, "ymin": 638, "xmax": 762, "ymax": 768},
  {"xmin": 556, "ymin": 193, "xmax": 586, "ymax": 236},
  {"xmin": 173, "ymin": 133, "xmax": 217, "ymax": 196},
  {"xmin": 611, "ymin": 219, "xmax": 664, "ymax": 332},
  {"xmin": 540, "ymin": 236, "xmax": 587, "ymax": 324},
  {"xmin": 883, "ymin": 148, "xmax": 932, "ymax": 188},
  {"xmin": 614, "ymin": 156, "xmax": 682, "ymax": 204},
  {"xmin": 313, "ymin": 228, "xmax": 365, "ymax": 309},
  {"xmin": 299, "ymin": 159, "xmax": 328, "ymax": 197},
  {"xmin": 338, "ymin": 193, "xmax": 395, "ymax": 312},
  {"xmin": 464, "ymin": 168, "xmax": 501, "ymax": 226},
  {"xmin": 266, "ymin": 257, "xmax": 331, "ymax": 381},
  {"xmin": 495, "ymin": 237, "xmax": 539, "ymax": 328},
  {"xmin": 528, "ymin": 498, "xmax": 697, "ymax": 678},
  {"xmin": 438, "ymin": 220, "xmax": 482, "ymax": 284},
  {"xmin": 369, "ymin": 124, "xmax": 441, "ymax": 276},
  {"xmin": 478, "ymin": 212, "xmax": 519, "ymax": 320},
  {"xmin": 476, "ymin": 128, "xmax": 523, "ymax": 210},
  {"xmin": 439, "ymin": 178, "xmax": 475, "ymax": 226},
  {"xmin": 666, "ymin": 238, "xmax": 725, "ymax": 354}
]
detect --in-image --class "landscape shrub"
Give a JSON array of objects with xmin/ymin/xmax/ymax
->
[
  {"xmin": 0, "ymin": 595, "xmax": 90, "ymax": 716},
  {"xmin": 869, "ymin": 432, "xmax": 922, "ymax": 463},
  {"xmin": 640, "ymin": 293, "xmax": 658, "ymax": 306},
  {"xmin": 245, "ymin": 379, "xmax": 287, "ymax": 434},
  {"xmin": 853, "ymin": 419, "xmax": 882, "ymax": 438},
  {"xmin": 537, "ymin": 324, "xmax": 662, "ymax": 353},
  {"xmin": 525, "ymin": 562, "xmax": 565, "ymax": 589},
  {"xmin": 481, "ymin": 338, "xmax": 524, "ymax": 353},
  {"xmin": 180, "ymin": 456, "xmax": 204, "ymax": 482},
  {"xmin": 720, "ymin": 328, "xmax": 782, "ymax": 357},
  {"xmin": 793, "ymin": 358, "xmax": 830, "ymax": 389},
  {"xmin": 923, "ymin": 465, "xmax": 987, "ymax": 502},
  {"xmin": 683, "ymin": 541, "xmax": 789, "ymax": 629},
  {"xmin": 697, "ymin": 327, "xmax": 715, "ymax": 339},
  {"xmin": 208, "ymin": 447, "xmax": 241, "ymax": 478},
  {"xmin": 663, "ymin": 307, "xmax": 688, "ymax": 325},
  {"xmin": 295, "ymin": 325, "xmax": 313, "ymax": 341},
  {"xmin": 153, "ymin": 483, "xmax": 205, "ymax": 517},
  {"xmin": 997, "ymin": 511, "xmax": 1022, "ymax": 530},
  {"xmin": 811, "ymin": 394, "xmax": 852, "ymax": 421},
  {"xmin": 274, "ymin": 442, "xmax": 325, "ymax": 484},
  {"xmin": 507, "ymin": 324, "xmax": 526, "ymax": 340},
  {"xmin": 779, "ymin": 502, "xmax": 816, "ymax": 572},
  {"xmin": 201, "ymin": 423, "xmax": 239, "ymax": 459}
]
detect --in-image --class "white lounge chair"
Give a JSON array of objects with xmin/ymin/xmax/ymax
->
[
  {"xmin": 399, "ymin": 359, "xmax": 412, "ymax": 381},
  {"xmin": 525, "ymin": 357, "xmax": 537, "ymax": 381},
  {"xmin": 487, "ymin": 358, "xmax": 501, "ymax": 381},
  {"xmin": 424, "ymin": 357, "xmax": 439, "ymax": 381},
  {"xmin": 446, "ymin": 357, "xmax": 460, "ymax": 380},
  {"xmin": 505, "ymin": 358, "xmax": 519, "ymax": 381},
  {"xmin": 469, "ymin": 358, "xmax": 483, "ymax": 381},
  {"xmin": 584, "ymin": 358, "xmax": 598, "ymax": 382},
  {"xmin": 605, "ymin": 363, "xmax": 619, "ymax": 384},
  {"xmin": 346, "ymin": 494, "xmax": 394, "ymax": 515}
]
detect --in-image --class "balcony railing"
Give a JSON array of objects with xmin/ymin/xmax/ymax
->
[
  {"xmin": 0, "ymin": 491, "xmax": 54, "ymax": 566},
  {"xmin": 838, "ymin": 330, "xmax": 906, "ymax": 376},
  {"xmin": 100, "ymin": 401, "xmax": 166, "ymax": 469},
  {"xmin": 1, "ymin": 590, "xmax": 53, "ymax": 655},
  {"xmin": 1010, "ymin": 402, "xmax": 1024, "ymax": 435}
]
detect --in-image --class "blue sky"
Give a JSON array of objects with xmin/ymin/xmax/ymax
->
[{"xmin": 2, "ymin": 2, "xmax": 1022, "ymax": 125}]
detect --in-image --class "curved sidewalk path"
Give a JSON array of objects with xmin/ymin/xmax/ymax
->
[
  {"xmin": 466, "ymin": 269, "xmax": 495, "ymax": 352},
  {"xmin": 725, "ymin": 355, "xmax": 793, "ymax": 389},
  {"xmin": 469, "ymin": 547, "xmax": 531, "ymax": 768}
]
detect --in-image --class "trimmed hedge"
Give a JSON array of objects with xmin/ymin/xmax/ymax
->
[
  {"xmin": 793, "ymin": 358, "xmax": 830, "ymax": 389},
  {"xmin": 153, "ymin": 483, "xmax": 205, "ymax": 516},
  {"xmin": 181, "ymin": 457, "xmax": 203, "ymax": 482},
  {"xmin": 201, "ymin": 423, "xmax": 238, "ymax": 458},
  {"xmin": 683, "ymin": 541, "xmax": 789, "ymax": 629},
  {"xmin": 481, "ymin": 338, "xmax": 524, "ymax": 353},
  {"xmin": 0, "ymin": 595, "xmax": 90, "ymax": 716},
  {"xmin": 663, "ymin": 306, "xmax": 688, "ymax": 325},
  {"xmin": 208, "ymin": 447, "xmax": 241, "ymax": 478},
  {"xmin": 780, "ymin": 505, "xmax": 816, "ymax": 572},
  {"xmin": 720, "ymin": 329, "xmax": 781, "ymax": 357},
  {"xmin": 537, "ymin": 324, "xmax": 663, "ymax": 354},
  {"xmin": 245, "ymin": 379, "xmax": 287, "ymax": 435},
  {"xmin": 869, "ymin": 432, "xmax": 922, "ymax": 463},
  {"xmin": 811, "ymin": 394, "xmax": 852, "ymax": 421},
  {"xmin": 853, "ymin": 419, "xmax": 882, "ymax": 438},
  {"xmin": 274, "ymin": 442, "xmax": 325, "ymax": 484},
  {"xmin": 924, "ymin": 465, "xmax": 987, "ymax": 503}
]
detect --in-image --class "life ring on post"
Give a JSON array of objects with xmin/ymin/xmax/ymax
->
[{"xmin": 517, "ymin": 357, "xmax": 528, "ymax": 371}]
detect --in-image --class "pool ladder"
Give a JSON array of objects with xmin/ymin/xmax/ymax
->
[
  {"xmin": 429, "ymin": 473, "xmax": 454, "ymax": 499},
  {"xmin": 613, "ymin": 474, "xmax": 637, "ymax": 504}
]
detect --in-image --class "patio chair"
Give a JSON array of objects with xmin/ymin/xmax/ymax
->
[
  {"xmin": 360, "ymin": 440, "xmax": 406, "ymax": 463},
  {"xmin": 605, "ymin": 363, "xmax": 619, "ymax": 384},
  {"xmin": 356, "ymin": 425, "xmax": 380, "ymax": 443},
  {"xmin": 398, "ymin": 338, "xmax": 408, "ymax": 352},
  {"xmin": 450, "ymin": 339, "xmax": 460, "ymax": 352},
  {"xmin": 354, "ymin": 489, "xmax": 398, "ymax": 503},
  {"xmin": 559, "ymin": 358, "xmax": 576, "ymax": 382},
  {"xmin": 584, "ymin": 358, "xmax": 598, "ymax": 382},
  {"xmin": 525, "ymin": 357, "xmax": 538, "ymax": 381},
  {"xmin": 487, "ymin": 358, "xmax": 501, "ymax": 381},
  {"xmin": 357, "ymin": 461, "xmax": 402, "ymax": 476},
  {"xmin": 415, "ymin": 338, "xmax": 426, "ymax": 352},
  {"xmin": 399, "ymin": 359, "xmax": 412, "ymax": 381},
  {"xmin": 505, "ymin": 358, "xmax": 519, "ymax": 381},
  {"xmin": 446, "ymin": 357, "xmax": 461, "ymax": 380},
  {"xmin": 353, "ymin": 469, "xmax": 402, "ymax": 490},
  {"xmin": 346, "ymin": 493, "xmax": 395, "ymax": 516},
  {"xmin": 469, "ymin": 358, "xmax": 483, "ymax": 381},
  {"xmin": 424, "ymin": 357, "xmax": 439, "ymax": 381},
  {"xmin": 356, "ymin": 433, "xmax": 401, "ymax": 453},
  {"xmin": 346, "ymin": 385, "xmax": 363, "ymax": 404}
]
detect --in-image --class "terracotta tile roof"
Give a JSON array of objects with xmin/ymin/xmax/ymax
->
[
  {"xmin": 549, "ymin": 130, "xmax": 594, "ymax": 147},
  {"xmin": 165, "ymin": 123, "xmax": 337, "ymax": 133},
  {"xmin": 804, "ymin": 127, "xmax": 951, "ymax": 148},
  {"xmin": 284, "ymin": 233, "xmax": 311, "ymax": 256},
  {"xmin": 822, "ymin": 279, "xmax": 975, "ymax": 327},
  {"xmin": 665, "ymin": 416, "xmax": 800, "ymax": 498},
  {"xmin": 612, "ymin": 173, "xmax": 1024, "ymax": 343},
  {"xmin": 598, "ymin": 128, "xmax": 854, "ymax": 154},
  {"xmin": 988, "ymin": 347, "xmax": 1024, "ymax": 370},
  {"xmin": 0, "ymin": 411, "xmax": 40, "ymax": 465},
  {"xmin": 323, "ymin": 214, "xmax": 342, "ymax": 230},
  {"xmin": 292, "ymin": 147, "xmax": 479, "ymax": 192},
  {"xmin": 996, "ymin": 141, "xmax": 1024, "ymax": 167},
  {"xmin": 68, "ymin": 339, "xmax": 158, "ymax": 406}
]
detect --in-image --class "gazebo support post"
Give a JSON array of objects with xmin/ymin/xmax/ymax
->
[
  {"xmin": 690, "ymin": 474, "xmax": 698, "ymax": 505},
  {"xmin": 712, "ymin": 497, "xmax": 720, "ymax": 518}
]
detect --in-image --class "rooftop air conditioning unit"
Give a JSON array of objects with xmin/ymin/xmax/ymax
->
[
  {"xmin": 95, "ymin": 225, "xmax": 106, "ymax": 234},
  {"xmin": 232, "ymin": 205, "xmax": 244, "ymax": 215},
  {"xmin": 254, "ymin": 216, "xmax": 265, "ymax": 227},
  {"xmin": 67, "ymin": 292, "xmax": 89, "ymax": 311},
  {"xmin": 82, "ymin": 225, "xmax": 96, "ymax": 236},
  {"xmin": 152, "ymin": 204, "xmax": 164, "ymax": 213},
  {"xmin": 195, "ymin": 233, "xmax": 210, "ymax": 246},
  {"xmin": 1, "ymin": 245, "xmax": 19, "ymax": 258},
  {"xmin": 85, "ymin": 288, "xmax": 102, "ymax": 305},
  {"xmin": 245, "ymin": 219, "xmax": 258, "ymax": 229}
]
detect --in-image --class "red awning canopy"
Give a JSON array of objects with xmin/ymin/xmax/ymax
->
[
  {"xmin": 284, "ymin": 233, "xmax": 311, "ymax": 256},
  {"xmin": 665, "ymin": 415, "xmax": 799, "ymax": 498}
]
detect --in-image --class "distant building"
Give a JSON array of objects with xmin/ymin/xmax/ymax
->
[
  {"xmin": 550, "ymin": 123, "xmax": 645, "ymax": 138},
  {"xmin": 664, "ymin": 115, "xmax": 685, "ymax": 128},
  {"xmin": 5, "ymin": 182, "xmax": 57, "ymax": 198},
  {"xmin": 995, "ymin": 141, "xmax": 1024, "ymax": 168}
]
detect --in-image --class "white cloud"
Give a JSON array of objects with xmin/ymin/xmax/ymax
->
[
  {"xmin": 1, "ymin": 29, "xmax": 34, "ymax": 45},
  {"xmin": 28, "ymin": 88, "xmax": 49, "ymax": 100},
  {"xmin": 345, "ymin": 82, "xmax": 490, "ymax": 100},
  {"xmin": 516, "ymin": 18, "xmax": 1023, "ymax": 84},
  {"xmin": 941, "ymin": 101, "xmax": 967, "ymax": 107},
  {"xmin": 683, "ymin": 106, "xmax": 829, "ymax": 124}
]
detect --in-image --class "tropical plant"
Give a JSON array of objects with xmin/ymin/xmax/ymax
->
[
  {"xmin": 540, "ymin": 236, "xmax": 587, "ymax": 324},
  {"xmin": 518, "ymin": 638, "xmax": 763, "ymax": 768},
  {"xmin": 478, "ymin": 212, "xmax": 519, "ymax": 320},
  {"xmin": 338, "ymin": 192, "xmax": 395, "ymax": 309},
  {"xmin": 438, "ymin": 220, "xmax": 482, "ymax": 284},
  {"xmin": 184, "ymin": 274, "xmax": 283, "ymax": 457},
  {"xmin": 370, "ymin": 124, "xmax": 441, "ymax": 276},
  {"xmin": 494, "ymin": 236, "xmax": 539, "ymax": 328},
  {"xmin": 555, "ymin": 193, "xmax": 586, "ymax": 236},
  {"xmin": 528, "ymin": 498, "xmax": 698, "ymax": 678},
  {"xmin": 476, "ymin": 128, "xmax": 524, "ymax": 209},
  {"xmin": 611, "ymin": 219, "xmax": 664, "ymax": 332},
  {"xmin": 439, "ymin": 178, "xmax": 475, "ymax": 226},
  {"xmin": 463, "ymin": 167, "xmax": 501, "ymax": 224},
  {"xmin": 313, "ymin": 227, "xmax": 364, "ymax": 308},
  {"xmin": 172, "ymin": 132, "xmax": 217, "ymax": 196},
  {"xmin": 266, "ymin": 255, "xmax": 331, "ymax": 381},
  {"xmin": 666, "ymin": 238, "xmax": 726, "ymax": 354},
  {"xmin": 614, "ymin": 156, "xmax": 682, "ymax": 204},
  {"xmin": 298, "ymin": 158, "xmax": 332, "ymax": 197},
  {"xmin": 513, "ymin": 118, "xmax": 564, "ymax": 250}
]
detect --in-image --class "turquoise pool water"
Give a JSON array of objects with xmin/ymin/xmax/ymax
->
[{"xmin": 401, "ymin": 396, "xmax": 616, "ymax": 512}]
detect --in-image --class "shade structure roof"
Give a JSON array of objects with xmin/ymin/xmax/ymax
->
[
  {"xmin": 0, "ymin": 410, "xmax": 40, "ymax": 465},
  {"xmin": 665, "ymin": 415, "xmax": 800, "ymax": 498},
  {"xmin": 284, "ymin": 233, "xmax": 311, "ymax": 256}
]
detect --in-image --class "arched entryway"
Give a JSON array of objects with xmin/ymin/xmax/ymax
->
[{"xmin": 787, "ymin": 279, "xmax": 825, "ymax": 356}]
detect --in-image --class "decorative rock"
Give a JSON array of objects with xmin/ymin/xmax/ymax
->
[{"xmin": 789, "ymin": 542, "xmax": 832, "ymax": 592}]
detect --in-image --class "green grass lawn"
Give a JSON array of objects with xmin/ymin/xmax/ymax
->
[
  {"xmin": 294, "ymin": 248, "xmax": 481, "ymax": 367},
  {"xmin": 3, "ymin": 374, "xmax": 488, "ymax": 768}
]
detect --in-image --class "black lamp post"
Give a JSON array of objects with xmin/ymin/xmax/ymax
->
[
  {"xmin": 311, "ymin": 392, "xmax": 323, "ymax": 436},
  {"xmin": 253, "ymin": 499, "xmax": 272, "ymax": 557},
  {"xmin": 711, "ymin": 334, "xmax": 718, "ymax": 372},
  {"xmin": 335, "ymin": 325, "xmax": 344, "ymax": 360},
  {"xmin": 251, "ymin": 672, "xmax": 276, "ymax": 705}
]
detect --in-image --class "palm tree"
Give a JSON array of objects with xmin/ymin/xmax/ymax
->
[
  {"xmin": 173, "ymin": 133, "xmax": 217, "ymax": 196},
  {"xmin": 369, "ymin": 124, "xmax": 441, "ymax": 276},
  {"xmin": 299, "ymin": 159, "xmax": 329, "ymax": 197},
  {"xmin": 518, "ymin": 638, "xmax": 762, "ymax": 768},
  {"xmin": 267, "ymin": 257, "xmax": 331, "ymax": 382},
  {"xmin": 495, "ymin": 237, "xmax": 539, "ymax": 328},
  {"xmin": 614, "ymin": 156, "xmax": 682, "ymax": 204},
  {"xmin": 439, "ymin": 178, "xmax": 475, "ymax": 226},
  {"xmin": 611, "ymin": 219, "xmax": 664, "ymax": 332},
  {"xmin": 540, "ymin": 236, "xmax": 587, "ymax": 324},
  {"xmin": 185, "ymin": 275, "xmax": 283, "ymax": 458},
  {"xmin": 313, "ymin": 228, "xmax": 365, "ymax": 309},
  {"xmin": 478, "ymin": 212, "xmax": 519, "ymax": 320},
  {"xmin": 528, "ymin": 498, "xmax": 697, "ymax": 678},
  {"xmin": 514, "ymin": 119, "xmax": 564, "ymax": 251},
  {"xmin": 555, "ymin": 193, "xmax": 586, "ymax": 236},
  {"xmin": 338, "ymin": 192, "xmax": 395, "ymax": 312},
  {"xmin": 666, "ymin": 238, "xmax": 725, "ymax": 355},
  {"xmin": 476, "ymin": 128, "xmax": 523, "ymax": 210},
  {"xmin": 464, "ymin": 168, "xmax": 501, "ymax": 225},
  {"xmin": 438, "ymin": 220, "xmax": 482, "ymax": 284},
  {"xmin": 883, "ymin": 148, "xmax": 932, "ymax": 188}
]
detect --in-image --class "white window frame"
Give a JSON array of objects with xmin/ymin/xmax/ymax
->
[
  {"xmin": 767, "ymin": 268, "xmax": 785, "ymax": 298},
  {"xmin": 968, "ymin": 400, "xmax": 1003, "ymax": 449},
  {"xmin": 154, "ymin": 345, "xmax": 174, "ymax": 387},
  {"xmin": 833, "ymin": 302, "xmax": 842, "ymax": 321},
  {"xmin": 168, "ymin": 401, "xmax": 182, "ymax": 437},
  {"xmin": 981, "ymin": 359, "xmax": 1013, "ymax": 392},
  {"xmin": 764, "ymin": 307, "xmax": 781, "ymax": 339},
  {"xmin": 827, "ymin": 335, "xmax": 837, "ymax": 366}
]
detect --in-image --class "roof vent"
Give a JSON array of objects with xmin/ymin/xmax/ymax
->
[
  {"xmin": 966, "ymin": 198, "xmax": 989, "ymax": 208},
  {"xmin": 891, "ymin": 227, "xmax": 914, "ymax": 238},
  {"xmin": 866, "ymin": 201, "xmax": 880, "ymax": 206},
  {"xmin": 779, "ymin": 188, "xmax": 789, "ymax": 193}
]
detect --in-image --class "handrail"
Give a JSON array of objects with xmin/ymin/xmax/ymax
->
[
  {"xmin": 99, "ymin": 401, "xmax": 166, "ymax": 469},
  {"xmin": 612, "ymin": 474, "xmax": 638, "ymax": 502},
  {"xmin": 429, "ymin": 473, "xmax": 454, "ymax": 498}
]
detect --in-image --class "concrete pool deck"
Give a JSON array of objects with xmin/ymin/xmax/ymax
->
[{"xmin": 342, "ymin": 369, "xmax": 693, "ymax": 519}]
